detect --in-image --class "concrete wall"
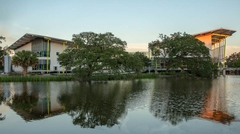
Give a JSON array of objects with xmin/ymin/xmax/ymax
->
[
  {"xmin": 195, "ymin": 34, "xmax": 212, "ymax": 57},
  {"xmin": 50, "ymin": 41, "xmax": 68, "ymax": 72},
  {"xmin": 195, "ymin": 34, "xmax": 212, "ymax": 50},
  {"xmin": 15, "ymin": 42, "xmax": 32, "ymax": 52}
]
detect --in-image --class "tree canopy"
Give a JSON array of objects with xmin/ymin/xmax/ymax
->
[
  {"xmin": 58, "ymin": 32, "xmax": 151, "ymax": 82},
  {"xmin": 0, "ymin": 36, "xmax": 6, "ymax": 65},
  {"xmin": 0, "ymin": 47, "xmax": 7, "ymax": 70},
  {"xmin": 149, "ymin": 32, "xmax": 217, "ymax": 77},
  {"xmin": 226, "ymin": 52, "xmax": 240, "ymax": 67},
  {"xmin": 121, "ymin": 52, "xmax": 150, "ymax": 74},
  {"xmin": 12, "ymin": 50, "xmax": 38, "ymax": 76},
  {"xmin": 58, "ymin": 32, "xmax": 127, "ymax": 82}
]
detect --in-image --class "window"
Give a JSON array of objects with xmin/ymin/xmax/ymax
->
[
  {"xmin": 32, "ymin": 38, "xmax": 51, "ymax": 57},
  {"xmin": 32, "ymin": 59, "xmax": 51, "ymax": 70},
  {"xmin": 54, "ymin": 66, "xmax": 57, "ymax": 71},
  {"xmin": 56, "ymin": 52, "xmax": 59, "ymax": 55}
]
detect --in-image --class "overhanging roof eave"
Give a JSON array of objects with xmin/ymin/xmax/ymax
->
[
  {"xmin": 8, "ymin": 33, "xmax": 73, "ymax": 50},
  {"xmin": 192, "ymin": 28, "xmax": 236, "ymax": 37}
]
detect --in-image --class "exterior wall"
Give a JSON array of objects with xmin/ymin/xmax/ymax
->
[
  {"xmin": 12, "ymin": 42, "xmax": 32, "ymax": 73},
  {"xmin": 195, "ymin": 34, "xmax": 212, "ymax": 50},
  {"xmin": 50, "ymin": 41, "xmax": 69, "ymax": 72},
  {"xmin": 15, "ymin": 42, "xmax": 32, "ymax": 52},
  {"xmin": 195, "ymin": 34, "xmax": 213, "ymax": 57}
]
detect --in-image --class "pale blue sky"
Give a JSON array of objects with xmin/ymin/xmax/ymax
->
[{"xmin": 1, "ymin": 0, "xmax": 240, "ymax": 55}]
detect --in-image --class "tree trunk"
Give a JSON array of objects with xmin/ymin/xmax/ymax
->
[
  {"xmin": 23, "ymin": 67, "xmax": 28, "ymax": 76},
  {"xmin": 154, "ymin": 60, "xmax": 158, "ymax": 74}
]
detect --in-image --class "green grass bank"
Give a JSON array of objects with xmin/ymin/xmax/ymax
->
[
  {"xmin": 0, "ymin": 75, "xmax": 74, "ymax": 82},
  {"xmin": 0, "ymin": 73, "xmax": 159, "ymax": 82}
]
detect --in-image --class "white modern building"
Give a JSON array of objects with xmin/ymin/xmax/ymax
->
[{"xmin": 8, "ymin": 33, "xmax": 73, "ymax": 73}]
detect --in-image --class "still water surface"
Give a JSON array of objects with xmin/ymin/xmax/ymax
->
[{"xmin": 0, "ymin": 76, "xmax": 240, "ymax": 134}]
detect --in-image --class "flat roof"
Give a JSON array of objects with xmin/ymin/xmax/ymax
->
[
  {"xmin": 8, "ymin": 33, "xmax": 73, "ymax": 50},
  {"xmin": 193, "ymin": 28, "xmax": 236, "ymax": 44}
]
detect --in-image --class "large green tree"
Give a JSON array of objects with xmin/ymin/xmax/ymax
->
[
  {"xmin": 0, "ymin": 49, "xmax": 6, "ymax": 70},
  {"xmin": 12, "ymin": 50, "xmax": 38, "ymax": 76},
  {"xmin": 149, "ymin": 32, "xmax": 217, "ymax": 77},
  {"xmin": 121, "ymin": 52, "xmax": 150, "ymax": 74},
  {"xmin": 58, "ymin": 32, "xmax": 127, "ymax": 82},
  {"xmin": 226, "ymin": 52, "xmax": 240, "ymax": 67}
]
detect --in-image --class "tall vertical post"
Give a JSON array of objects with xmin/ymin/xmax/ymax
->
[
  {"xmin": 155, "ymin": 58, "xmax": 157, "ymax": 73},
  {"xmin": 45, "ymin": 38, "xmax": 51, "ymax": 73},
  {"xmin": 148, "ymin": 47, "xmax": 150, "ymax": 73},
  {"xmin": 218, "ymin": 42, "xmax": 221, "ymax": 67},
  {"xmin": 62, "ymin": 42, "xmax": 66, "ymax": 74},
  {"xmin": 46, "ymin": 82, "xmax": 50, "ymax": 115},
  {"xmin": 223, "ymin": 38, "xmax": 227, "ymax": 68}
]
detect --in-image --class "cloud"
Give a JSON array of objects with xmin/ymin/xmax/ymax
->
[
  {"xmin": 126, "ymin": 43, "xmax": 240, "ymax": 57},
  {"xmin": 0, "ymin": 29, "xmax": 17, "ymax": 47},
  {"xmin": 226, "ymin": 45, "xmax": 240, "ymax": 56},
  {"xmin": 13, "ymin": 23, "xmax": 31, "ymax": 31},
  {"xmin": 126, "ymin": 43, "xmax": 148, "ymax": 52}
]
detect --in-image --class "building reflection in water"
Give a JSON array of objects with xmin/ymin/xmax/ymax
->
[
  {"xmin": 1, "ymin": 77, "xmax": 237, "ymax": 126},
  {"xmin": 11, "ymin": 82, "xmax": 39, "ymax": 117},
  {"xmin": 0, "ymin": 83, "xmax": 15, "ymax": 104},
  {"xmin": 4, "ymin": 82, "xmax": 70, "ymax": 121},
  {"xmin": 201, "ymin": 78, "xmax": 234, "ymax": 124},
  {"xmin": 150, "ymin": 77, "xmax": 234, "ymax": 125}
]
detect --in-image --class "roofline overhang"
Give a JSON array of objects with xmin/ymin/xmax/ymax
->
[
  {"xmin": 192, "ymin": 28, "xmax": 236, "ymax": 37},
  {"xmin": 8, "ymin": 33, "xmax": 73, "ymax": 50}
]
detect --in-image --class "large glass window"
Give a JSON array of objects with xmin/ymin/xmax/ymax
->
[
  {"xmin": 32, "ymin": 59, "xmax": 50, "ymax": 70},
  {"xmin": 32, "ymin": 38, "xmax": 51, "ymax": 57}
]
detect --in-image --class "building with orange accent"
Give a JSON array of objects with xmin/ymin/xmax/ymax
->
[
  {"xmin": 148, "ymin": 28, "xmax": 236, "ymax": 71},
  {"xmin": 193, "ymin": 28, "xmax": 236, "ymax": 67}
]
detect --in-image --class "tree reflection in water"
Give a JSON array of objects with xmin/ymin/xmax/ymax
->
[
  {"xmin": 150, "ymin": 78, "xmax": 212, "ymax": 125},
  {"xmin": 58, "ymin": 80, "xmax": 147, "ymax": 128},
  {"xmin": 58, "ymin": 82, "xmax": 127, "ymax": 128},
  {"xmin": 0, "ymin": 90, "xmax": 5, "ymax": 121},
  {"xmin": 0, "ymin": 90, "xmax": 3, "ymax": 104},
  {"xmin": 11, "ymin": 82, "xmax": 38, "ymax": 112}
]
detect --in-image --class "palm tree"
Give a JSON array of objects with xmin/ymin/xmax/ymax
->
[{"xmin": 12, "ymin": 50, "xmax": 38, "ymax": 76}]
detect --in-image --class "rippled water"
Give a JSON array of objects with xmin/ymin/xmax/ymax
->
[{"xmin": 0, "ymin": 76, "xmax": 240, "ymax": 134}]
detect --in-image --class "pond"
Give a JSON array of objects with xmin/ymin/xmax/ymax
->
[{"xmin": 0, "ymin": 76, "xmax": 240, "ymax": 134}]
